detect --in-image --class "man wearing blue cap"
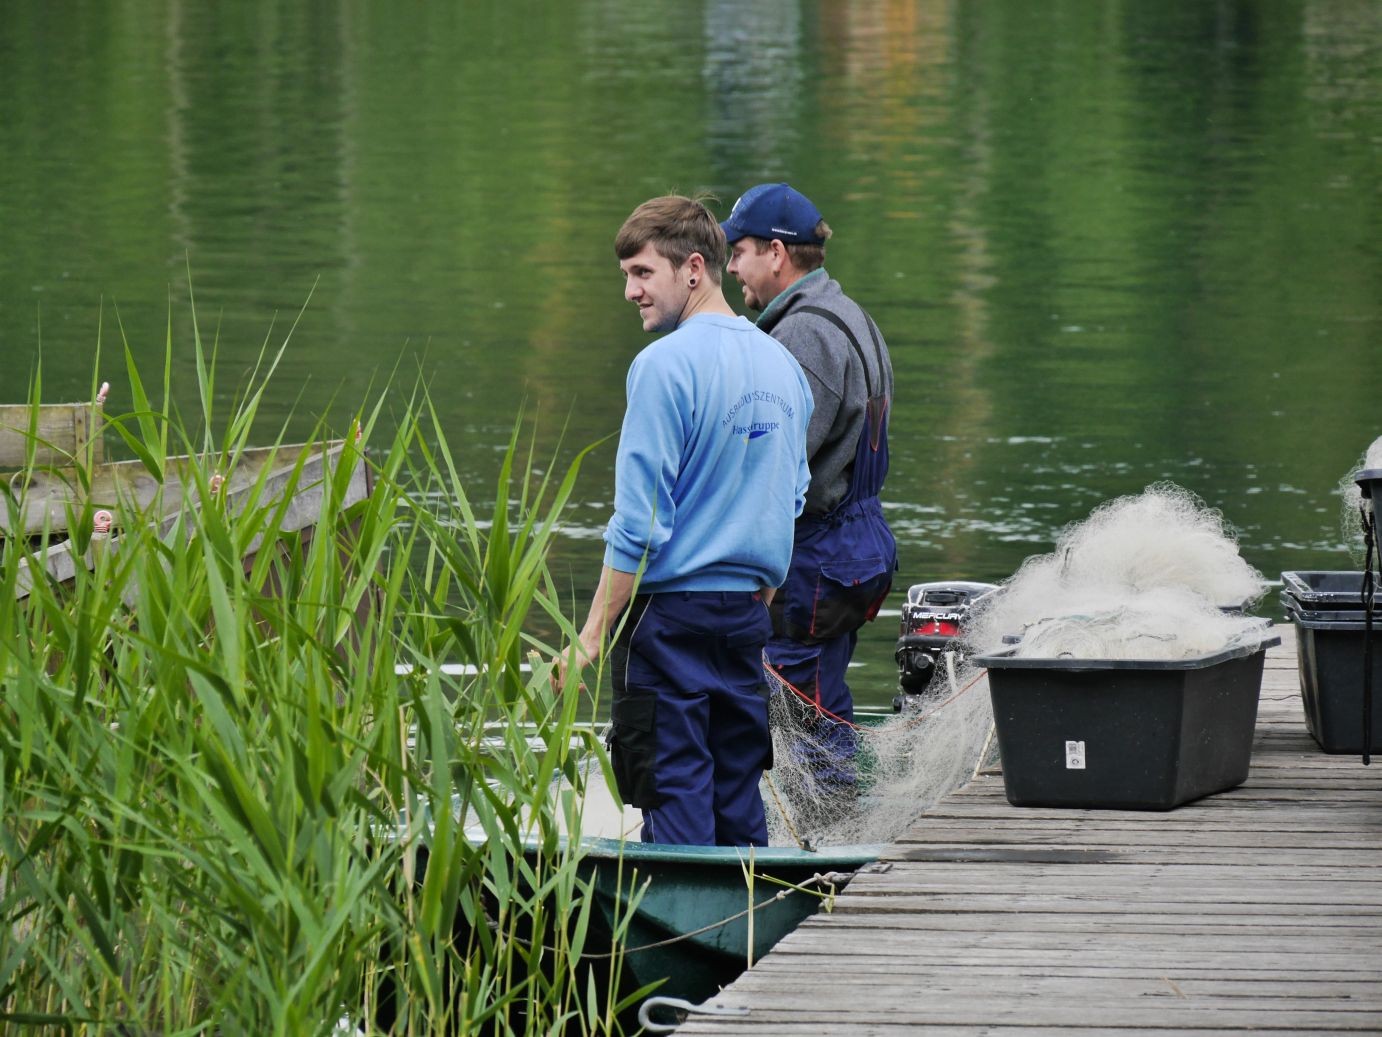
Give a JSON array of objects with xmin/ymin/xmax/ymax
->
[
  {"xmin": 722, "ymin": 183, "xmax": 898, "ymax": 785},
  {"xmin": 562, "ymin": 194, "xmax": 813, "ymax": 846}
]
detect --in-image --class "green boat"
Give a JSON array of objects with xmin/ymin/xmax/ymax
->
[
  {"xmin": 575, "ymin": 834, "xmax": 882, "ymax": 1023},
  {"xmin": 559, "ymin": 710, "xmax": 893, "ymax": 1026}
]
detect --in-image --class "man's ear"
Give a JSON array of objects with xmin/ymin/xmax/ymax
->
[
  {"xmin": 685, "ymin": 251, "xmax": 706, "ymax": 285},
  {"xmin": 769, "ymin": 239, "xmax": 791, "ymax": 275}
]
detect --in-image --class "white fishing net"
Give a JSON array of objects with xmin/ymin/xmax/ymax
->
[
  {"xmin": 1340, "ymin": 435, "xmax": 1382, "ymax": 558},
  {"xmin": 760, "ymin": 658, "xmax": 995, "ymax": 848},
  {"xmin": 1009, "ymin": 586, "xmax": 1271, "ymax": 661},
  {"xmin": 557, "ymin": 659, "xmax": 997, "ymax": 850},
  {"xmin": 964, "ymin": 483, "xmax": 1266, "ymax": 661}
]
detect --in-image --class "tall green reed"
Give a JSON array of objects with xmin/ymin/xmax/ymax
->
[{"xmin": 0, "ymin": 306, "xmax": 639, "ymax": 1034}]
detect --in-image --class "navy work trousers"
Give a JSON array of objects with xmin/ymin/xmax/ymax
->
[{"xmin": 609, "ymin": 591, "xmax": 773, "ymax": 847}]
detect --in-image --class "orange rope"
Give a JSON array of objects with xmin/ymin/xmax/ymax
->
[
  {"xmin": 762, "ymin": 656, "xmax": 861, "ymax": 730},
  {"xmin": 762, "ymin": 652, "xmax": 989, "ymax": 732},
  {"xmin": 898, "ymin": 668, "xmax": 989, "ymax": 729}
]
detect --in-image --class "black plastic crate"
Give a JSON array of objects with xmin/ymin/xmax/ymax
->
[
  {"xmin": 1283, "ymin": 600, "xmax": 1382, "ymax": 754},
  {"xmin": 1278, "ymin": 592, "xmax": 1371, "ymax": 626},
  {"xmin": 1281, "ymin": 571, "xmax": 1370, "ymax": 611},
  {"xmin": 974, "ymin": 635, "xmax": 1278, "ymax": 810},
  {"xmin": 1355, "ymin": 466, "xmax": 1382, "ymax": 502}
]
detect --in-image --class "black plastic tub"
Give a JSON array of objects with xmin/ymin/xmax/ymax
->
[
  {"xmin": 1281, "ymin": 571, "xmax": 1370, "ymax": 611},
  {"xmin": 1355, "ymin": 466, "xmax": 1382, "ymax": 502},
  {"xmin": 1283, "ymin": 600, "xmax": 1382, "ymax": 754},
  {"xmin": 1279, "ymin": 592, "xmax": 1374, "ymax": 625},
  {"xmin": 974, "ymin": 634, "xmax": 1279, "ymax": 810}
]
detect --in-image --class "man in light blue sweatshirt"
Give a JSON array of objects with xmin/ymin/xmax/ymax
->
[{"xmin": 565, "ymin": 195, "xmax": 813, "ymax": 846}]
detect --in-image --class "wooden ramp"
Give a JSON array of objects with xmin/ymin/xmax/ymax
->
[
  {"xmin": 678, "ymin": 626, "xmax": 1382, "ymax": 1035},
  {"xmin": 6, "ymin": 441, "xmax": 371, "ymax": 599}
]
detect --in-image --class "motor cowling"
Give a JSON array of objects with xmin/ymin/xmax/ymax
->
[{"xmin": 894, "ymin": 581, "xmax": 998, "ymax": 711}]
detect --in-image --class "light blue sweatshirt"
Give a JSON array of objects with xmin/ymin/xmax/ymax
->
[{"xmin": 603, "ymin": 313, "xmax": 813, "ymax": 592}]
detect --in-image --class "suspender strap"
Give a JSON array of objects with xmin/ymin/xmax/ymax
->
[{"xmin": 795, "ymin": 305, "xmax": 887, "ymax": 399}]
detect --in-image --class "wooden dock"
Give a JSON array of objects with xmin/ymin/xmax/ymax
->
[{"xmin": 678, "ymin": 626, "xmax": 1382, "ymax": 1035}]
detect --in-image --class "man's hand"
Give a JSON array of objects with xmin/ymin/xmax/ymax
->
[
  {"xmin": 555, "ymin": 565, "xmax": 638, "ymax": 694},
  {"xmin": 552, "ymin": 639, "xmax": 596, "ymax": 694}
]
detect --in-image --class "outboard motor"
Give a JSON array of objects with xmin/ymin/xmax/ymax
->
[{"xmin": 893, "ymin": 581, "xmax": 998, "ymax": 712}]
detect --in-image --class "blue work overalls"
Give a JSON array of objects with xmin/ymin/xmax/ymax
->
[{"xmin": 766, "ymin": 307, "xmax": 897, "ymax": 783}]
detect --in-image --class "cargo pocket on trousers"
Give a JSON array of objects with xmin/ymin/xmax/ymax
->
[
  {"xmin": 608, "ymin": 691, "xmax": 660, "ymax": 808},
  {"xmin": 802, "ymin": 557, "xmax": 894, "ymax": 642}
]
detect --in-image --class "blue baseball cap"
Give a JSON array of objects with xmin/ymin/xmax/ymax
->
[{"xmin": 721, "ymin": 183, "xmax": 826, "ymax": 245}]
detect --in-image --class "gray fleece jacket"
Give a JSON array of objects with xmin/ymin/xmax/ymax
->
[{"xmin": 756, "ymin": 269, "xmax": 894, "ymax": 516}]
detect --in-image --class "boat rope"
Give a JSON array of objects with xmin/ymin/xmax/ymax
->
[
  {"xmin": 971, "ymin": 721, "xmax": 998, "ymax": 782},
  {"xmin": 611, "ymin": 871, "xmax": 851, "ymax": 957},
  {"xmin": 762, "ymin": 771, "xmax": 808, "ymax": 850},
  {"xmin": 508, "ymin": 870, "xmax": 852, "ymax": 961},
  {"xmin": 619, "ymin": 879, "xmax": 840, "ymax": 956}
]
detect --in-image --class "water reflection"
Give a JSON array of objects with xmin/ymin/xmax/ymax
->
[
  {"xmin": 1, "ymin": 0, "xmax": 1378, "ymax": 704},
  {"xmin": 702, "ymin": 0, "xmax": 802, "ymax": 176}
]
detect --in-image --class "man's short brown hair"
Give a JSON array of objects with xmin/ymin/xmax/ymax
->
[
  {"xmin": 744, "ymin": 219, "xmax": 832, "ymax": 274},
  {"xmin": 615, "ymin": 195, "xmax": 726, "ymax": 284}
]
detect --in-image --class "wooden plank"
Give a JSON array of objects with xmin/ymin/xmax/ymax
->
[
  {"xmin": 731, "ymin": 953, "xmax": 1375, "ymax": 982},
  {"xmin": 833, "ymin": 894, "xmax": 1381, "ymax": 917},
  {"xmin": 911, "ymin": 805, "xmax": 1382, "ymax": 825},
  {"xmin": 887, "ymin": 846, "xmax": 1378, "ymax": 867},
  {"xmin": 674, "ymin": 1006, "xmax": 1382, "ymax": 1030},
  {"xmin": 888, "ymin": 825, "xmax": 1379, "ymax": 848},
  {"xmin": 674, "ymin": 1034, "xmax": 1354, "ymax": 1037},
  {"xmin": 751, "ymin": 941, "xmax": 1376, "ymax": 971},
  {"xmin": 677, "ymin": 1029, "xmax": 1358, "ymax": 1037},
  {"xmin": 677, "ymin": 1029, "xmax": 1356, "ymax": 1037},
  {"xmin": 730, "ymin": 980, "xmax": 1382, "ymax": 1006},
  {"xmin": 845, "ymin": 877, "xmax": 1382, "ymax": 901},
  {"xmin": 778, "ymin": 913, "xmax": 1382, "ymax": 940},
  {"xmin": 808, "ymin": 918, "xmax": 1381, "ymax": 941},
  {"xmin": 0, "ymin": 401, "xmax": 104, "ymax": 469}
]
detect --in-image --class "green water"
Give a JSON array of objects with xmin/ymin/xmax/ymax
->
[{"xmin": 2, "ymin": 0, "xmax": 1379, "ymax": 705}]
